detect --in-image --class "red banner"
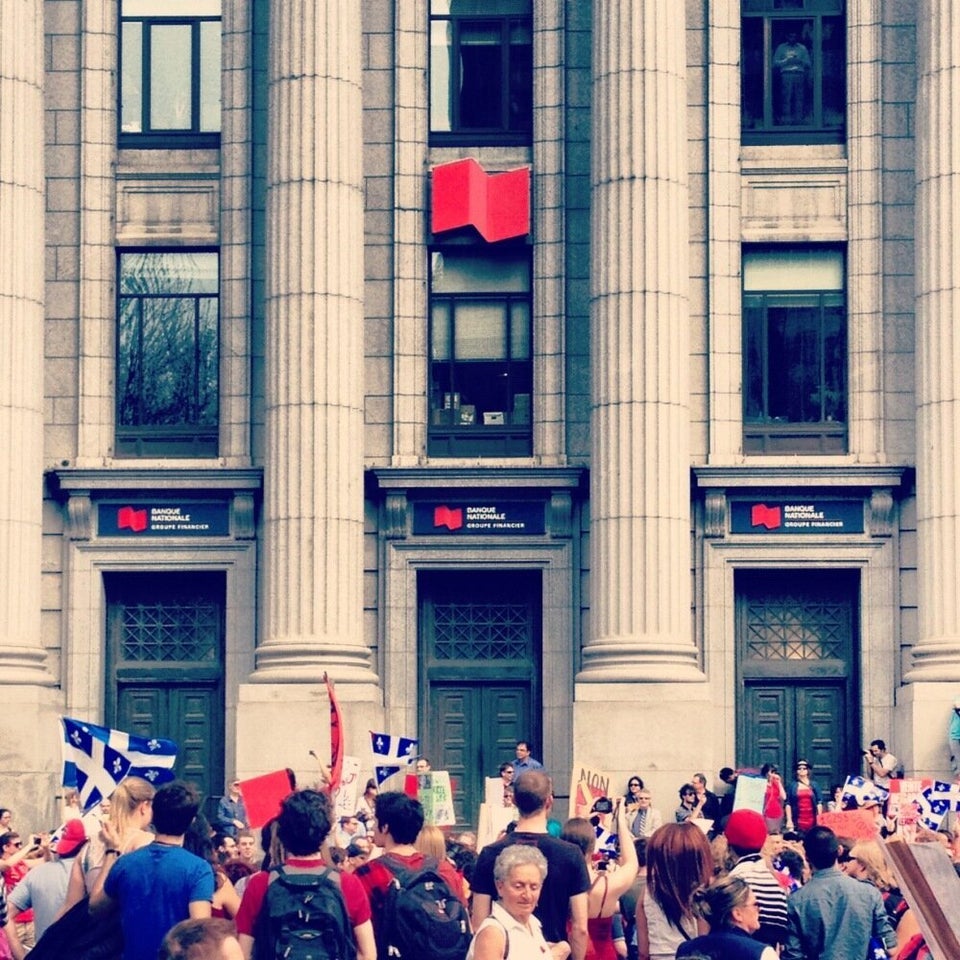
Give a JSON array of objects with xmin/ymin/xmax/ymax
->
[{"xmin": 325, "ymin": 672, "xmax": 344, "ymax": 796}]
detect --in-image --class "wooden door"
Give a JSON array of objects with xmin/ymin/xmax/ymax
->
[{"xmin": 419, "ymin": 569, "xmax": 541, "ymax": 829}]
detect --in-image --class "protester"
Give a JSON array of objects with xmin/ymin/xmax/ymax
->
[
  {"xmin": 214, "ymin": 780, "xmax": 248, "ymax": 840},
  {"xmin": 782, "ymin": 826, "xmax": 896, "ymax": 960},
  {"xmin": 626, "ymin": 787, "xmax": 662, "ymax": 840},
  {"xmin": 634, "ymin": 823, "xmax": 711, "ymax": 960},
  {"xmin": 724, "ymin": 809, "xmax": 788, "ymax": 950},
  {"xmin": 950, "ymin": 698, "xmax": 960, "ymax": 777},
  {"xmin": 784, "ymin": 760, "xmax": 823, "ymax": 835},
  {"xmin": 674, "ymin": 785, "xmax": 705, "ymax": 825},
  {"xmin": 691, "ymin": 775, "xmax": 721, "ymax": 825},
  {"xmin": 471, "ymin": 772, "xmax": 588, "ymax": 960},
  {"xmin": 513, "ymin": 742, "xmax": 544, "ymax": 775},
  {"xmin": 864, "ymin": 740, "xmax": 900, "ymax": 790},
  {"xmin": 759, "ymin": 765, "xmax": 786, "ymax": 834},
  {"xmin": 160, "ymin": 917, "xmax": 244, "ymax": 960},
  {"xmin": 4, "ymin": 820, "xmax": 88, "ymax": 956},
  {"xmin": 466, "ymin": 844, "xmax": 562, "ymax": 960},
  {"xmin": 235, "ymin": 789, "xmax": 374, "ymax": 960},
  {"xmin": 89, "ymin": 780, "xmax": 215, "ymax": 960},
  {"xmin": 677, "ymin": 874, "xmax": 778, "ymax": 960}
]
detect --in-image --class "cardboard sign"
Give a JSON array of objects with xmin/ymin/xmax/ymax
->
[
  {"xmin": 419, "ymin": 771, "xmax": 456, "ymax": 826},
  {"xmin": 816, "ymin": 808, "xmax": 879, "ymax": 842},
  {"xmin": 238, "ymin": 770, "xmax": 295, "ymax": 828},
  {"xmin": 733, "ymin": 774, "xmax": 767, "ymax": 814},
  {"xmin": 333, "ymin": 756, "xmax": 361, "ymax": 822},
  {"xmin": 570, "ymin": 764, "xmax": 612, "ymax": 819}
]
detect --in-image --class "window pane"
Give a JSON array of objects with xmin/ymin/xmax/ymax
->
[
  {"xmin": 744, "ymin": 248, "xmax": 843, "ymax": 290},
  {"xmin": 117, "ymin": 298, "xmax": 142, "ymax": 426},
  {"xmin": 150, "ymin": 25, "xmax": 193, "ymax": 130},
  {"xmin": 430, "ymin": 21, "xmax": 455, "ymax": 132},
  {"xmin": 459, "ymin": 23, "xmax": 503, "ymax": 129},
  {"xmin": 822, "ymin": 296, "xmax": 846, "ymax": 422},
  {"xmin": 125, "ymin": 0, "xmax": 220, "ymax": 14},
  {"xmin": 140, "ymin": 297, "xmax": 196, "ymax": 425},
  {"xmin": 767, "ymin": 300, "xmax": 820, "ymax": 422},
  {"xmin": 772, "ymin": 20, "xmax": 813, "ymax": 126},
  {"xmin": 200, "ymin": 22, "xmax": 221, "ymax": 133},
  {"xmin": 120, "ymin": 252, "xmax": 218, "ymax": 295},
  {"xmin": 743, "ymin": 295, "xmax": 765, "ymax": 421},
  {"xmin": 432, "ymin": 252, "xmax": 529, "ymax": 293},
  {"xmin": 198, "ymin": 298, "xmax": 219, "ymax": 424},
  {"xmin": 508, "ymin": 21, "xmax": 533, "ymax": 132},
  {"xmin": 510, "ymin": 302, "xmax": 530, "ymax": 359},
  {"xmin": 822, "ymin": 16, "xmax": 845, "ymax": 128},
  {"xmin": 121, "ymin": 22, "xmax": 143, "ymax": 133},
  {"xmin": 431, "ymin": 302, "xmax": 451, "ymax": 359},
  {"xmin": 455, "ymin": 303, "xmax": 507, "ymax": 359}
]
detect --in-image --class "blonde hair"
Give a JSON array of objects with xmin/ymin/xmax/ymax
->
[
  {"xmin": 849, "ymin": 840, "xmax": 897, "ymax": 891},
  {"xmin": 414, "ymin": 824, "xmax": 447, "ymax": 861},
  {"xmin": 110, "ymin": 776, "xmax": 156, "ymax": 837}
]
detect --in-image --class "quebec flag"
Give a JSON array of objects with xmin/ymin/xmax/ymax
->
[
  {"xmin": 918, "ymin": 780, "xmax": 959, "ymax": 831},
  {"xmin": 370, "ymin": 731, "xmax": 418, "ymax": 786},
  {"xmin": 61, "ymin": 717, "xmax": 178, "ymax": 812},
  {"xmin": 840, "ymin": 775, "xmax": 889, "ymax": 808}
]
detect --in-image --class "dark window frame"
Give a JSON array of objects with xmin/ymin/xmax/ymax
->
[
  {"xmin": 428, "ymin": 248, "xmax": 533, "ymax": 458},
  {"xmin": 429, "ymin": 1, "xmax": 533, "ymax": 146},
  {"xmin": 741, "ymin": 0, "xmax": 845, "ymax": 145},
  {"xmin": 119, "ymin": 6, "xmax": 221, "ymax": 149},
  {"xmin": 115, "ymin": 248, "xmax": 220, "ymax": 458},
  {"xmin": 742, "ymin": 246, "xmax": 847, "ymax": 455}
]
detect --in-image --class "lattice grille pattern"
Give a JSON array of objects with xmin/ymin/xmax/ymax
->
[
  {"xmin": 121, "ymin": 601, "xmax": 219, "ymax": 662},
  {"xmin": 434, "ymin": 602, "xmax": 529, "ymax": 660},
  {"xmin": 744, "ymin": 596, "xmax": 846, "ymax": 661}
]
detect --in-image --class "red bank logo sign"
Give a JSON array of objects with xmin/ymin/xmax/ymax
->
[
  {"xmin": 751, "ymin": 504, "xmax": 782, "ymax": 530},
  {"xmin": 730, "ymin": 500, "xmax": 864, "ymax": 534},
  {"xmin": 117, "ymin": 505, "xmax": 148, "ymax": 532},
  {"xmin": 431, "ymin": 158, "xmax": 531, "ymax": 242},
  {"xmin": 434, "ymin": 506, "xmax": 464, "ymax": 531}
]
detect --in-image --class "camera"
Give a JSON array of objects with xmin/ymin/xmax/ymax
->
[
  {"xmin": 31, "ymin": 835, "xmax": 41, "ymax": 846},
  {"xmin": 592, "ymin": 797, "xmax": 614, "ymax": 815}
]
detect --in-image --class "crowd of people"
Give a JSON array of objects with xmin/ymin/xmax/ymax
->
[{"xmin": 1, "ymin": 735, "xmax": 958, "ymax": 960}]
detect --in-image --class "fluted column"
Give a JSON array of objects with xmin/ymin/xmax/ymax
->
[
  {"xmin": 0, "ymin": 0, "xmax": 51, "ymax": 685},
  {"xmin": 582, "ymin": 0, "xmax": 702, "ymax": 681},
  {"xmin": 255, "ymin": 0, "xmax": 375, "ymax": 683},
  {"xmin": 910, "ymin": 0, "xmax": 960, "ymax": 681}
]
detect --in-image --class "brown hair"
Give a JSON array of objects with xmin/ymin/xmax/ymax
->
[
  {"xmin": 646, "ymin": 823, "xmax": 713, "ymax": 932},
  {"xmin": 560, "ymin": 817, "xmax": 596, "ymax": 856}
]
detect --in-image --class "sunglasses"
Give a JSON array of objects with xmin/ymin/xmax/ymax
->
[
  {"xmin": 7, "ymin": 841, "xmax": 22, "ymax": 848},
  {"xmin": 797, "ymin": 764, "xmax": 809, "ymax": 769},
  {"xmin": 838, "ymin": 855, "xmax": 853, "ymax": 863}
]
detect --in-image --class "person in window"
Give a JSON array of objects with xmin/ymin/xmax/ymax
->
[{"xmin": 773, "ymin": 31, "xmax": 811, "ymax": 124}]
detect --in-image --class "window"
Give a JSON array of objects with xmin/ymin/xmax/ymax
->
[
  {"xmin": 429, "ymin": 250, "xmax": 532, "ymax": 457},
  {"xmin": 742, "ymin": 0, "xmax": 844, "ymax": 144},
  {"xmin": 117, "ymin": 250, "xmax": 219, "ymax": 457},
  {"xmin": 743, "ymin": 247, "xmax": 846, "ymax": 454},
  {"xmin": 120, "ymin": 0, "xmax": 221, "ymax": 146},
  {"xmin": 430, "ymin": 0, "xmax": 532, "ymax": 144}
]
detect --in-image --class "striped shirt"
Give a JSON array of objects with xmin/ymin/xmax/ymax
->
[{"xmin": 730, "ymin": 853, "xmax": 789, "ymax": 947}]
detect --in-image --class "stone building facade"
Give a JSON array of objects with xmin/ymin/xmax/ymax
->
[{"xmin": 1, "ymin": 0, "xmax": 958, "ymax": 828}]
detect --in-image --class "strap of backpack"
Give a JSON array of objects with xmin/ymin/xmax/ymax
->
[{"xmin": 382, "ymin": 853, "xmax": 438, "ymax": 887}]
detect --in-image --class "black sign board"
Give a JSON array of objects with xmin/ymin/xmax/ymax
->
[
  {"xmin": 99, "ymin": 502, "xmax": 231, "ymax": 537},
  {"xmin": 413, "ymin": 501, "xmax": 545, "ymax": 535},
  {"xmin": 730, "ymin": 500, "xmax": 863, "ymax": 534}
]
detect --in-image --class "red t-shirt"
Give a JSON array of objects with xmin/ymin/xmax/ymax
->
[
  {"xmin": 235, "ymin": 858, "xmax": 371, "ymax": 938},
  {"xmin": 355, "ymin": 851, "xmax": 466, "ymax": 939},
  {"xmin": 3, "ymin": 862, "xmax": 34, "ymax": 923}
]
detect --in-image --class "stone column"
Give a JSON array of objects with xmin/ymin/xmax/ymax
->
[
  {"xmin": 910, "ymin": 0, "xmax": 960, "ymax": 683},
  {"xmin": 0, "ymin": 0, "xmax": 51, "ymax": 685},
  {"xmin": 254, "ymin": 0, "xmax": 375, "ymax": 684},
  {"xmin": 582, "ymin": 0, "xmax": 702, "ymax": 681}
]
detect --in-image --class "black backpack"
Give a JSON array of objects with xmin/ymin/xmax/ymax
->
[
  {"xmin": 254, "ymin": 864, "xmax": 357, "ymax": 960},
  {"xmin": 376, "ymin": 855, "xmax": 471, "ymax": 960}
]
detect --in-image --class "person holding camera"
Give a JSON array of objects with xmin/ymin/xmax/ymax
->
[
  {"xmin": 864, "ymin": 740, "xmax": 900, "ymax": 790},
  {"xmin": 560, "ymin": 798, "xmax": 638, "ymax": 960}
]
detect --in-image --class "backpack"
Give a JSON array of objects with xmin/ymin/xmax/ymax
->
[
  {"xmin": 254, "ymin": 864, "xmax": 357, "ymax": 960},
  {"xmin": 376, "ymin": 855, "xmax": 471, "ymax": 960}
]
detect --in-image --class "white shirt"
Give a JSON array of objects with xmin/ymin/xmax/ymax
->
[{"xmin": 467, "ymin": 900, "xmax": 551, "ymax": 960}]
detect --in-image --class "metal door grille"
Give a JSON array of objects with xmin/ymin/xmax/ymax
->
[
  {"xmin": 433, "ymin": 601, "xmax": 529, "ymax": 661},
  {"xmin": 744, "ymin": 595, "xmax": 847, "ymax": 661},
  {"xmin": 121, "ymin": 601, "xmax": 219, "ymax": 662}
]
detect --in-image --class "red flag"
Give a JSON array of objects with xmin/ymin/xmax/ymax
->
[{"xmin": 325, "ymin": 673, "xmax": 344, "ymax": 795}]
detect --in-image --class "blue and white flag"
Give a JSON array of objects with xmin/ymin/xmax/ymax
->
[
  {"xmin": 841, "ymin": 775, "xmax": 889, "ymax": 808},
  {"xmin": 370, "ymin": 730, "xmax": 418, "ymax": 787},
  {"xmin": 917, "ymin": 779, "xmax": 959, "ymax": 831},
  {"xmin": 61, "ymin": 717, "xmax": 177, "ymax": 812}
]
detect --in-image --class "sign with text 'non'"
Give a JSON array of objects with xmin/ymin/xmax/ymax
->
[{"xmin": 731, "ymin": 500, "xmax": 863, "ymax": 534}]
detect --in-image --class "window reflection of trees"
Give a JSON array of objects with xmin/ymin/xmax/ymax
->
[{"xmin": 118, "ymin": 252, "xmax": 218, "ymax": 432}]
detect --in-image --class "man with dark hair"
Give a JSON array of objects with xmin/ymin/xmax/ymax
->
[
  {"xmin": 864, "ymin": 739, "xmax": 900, "ymax": 789},
  {"xmin": 235, "ymin": 789, "xmax": 374, "ymax": 960},
  {"xmin": 782, "ymin": 826, "xmax": 895, "ymax": 960},
  {"xmin": 354, "ymin": 790, "xmax": 466, "ymax": 938},
  {"xmin": 691, "ymin": 772, "xmax": 721, "ymax": 824},
  {"xmin": 471, "ymin": 771, "xmax": 589, "ymax": 960},
  {"xmin": 90, "ymin": 780, "xmax": 215, "ymax": 960},
  {"xmin": 513, "ymin": 740, "xmax": 543, "ymax": 774}
]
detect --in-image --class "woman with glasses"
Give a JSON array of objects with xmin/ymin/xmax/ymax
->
[
  {"xmin": 783, "ymin": 759, "xmax": 823, "ymax": 835},
  {"xmin": 674, "ymin": 784, "xmax": 705, "ymax": 825}
]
